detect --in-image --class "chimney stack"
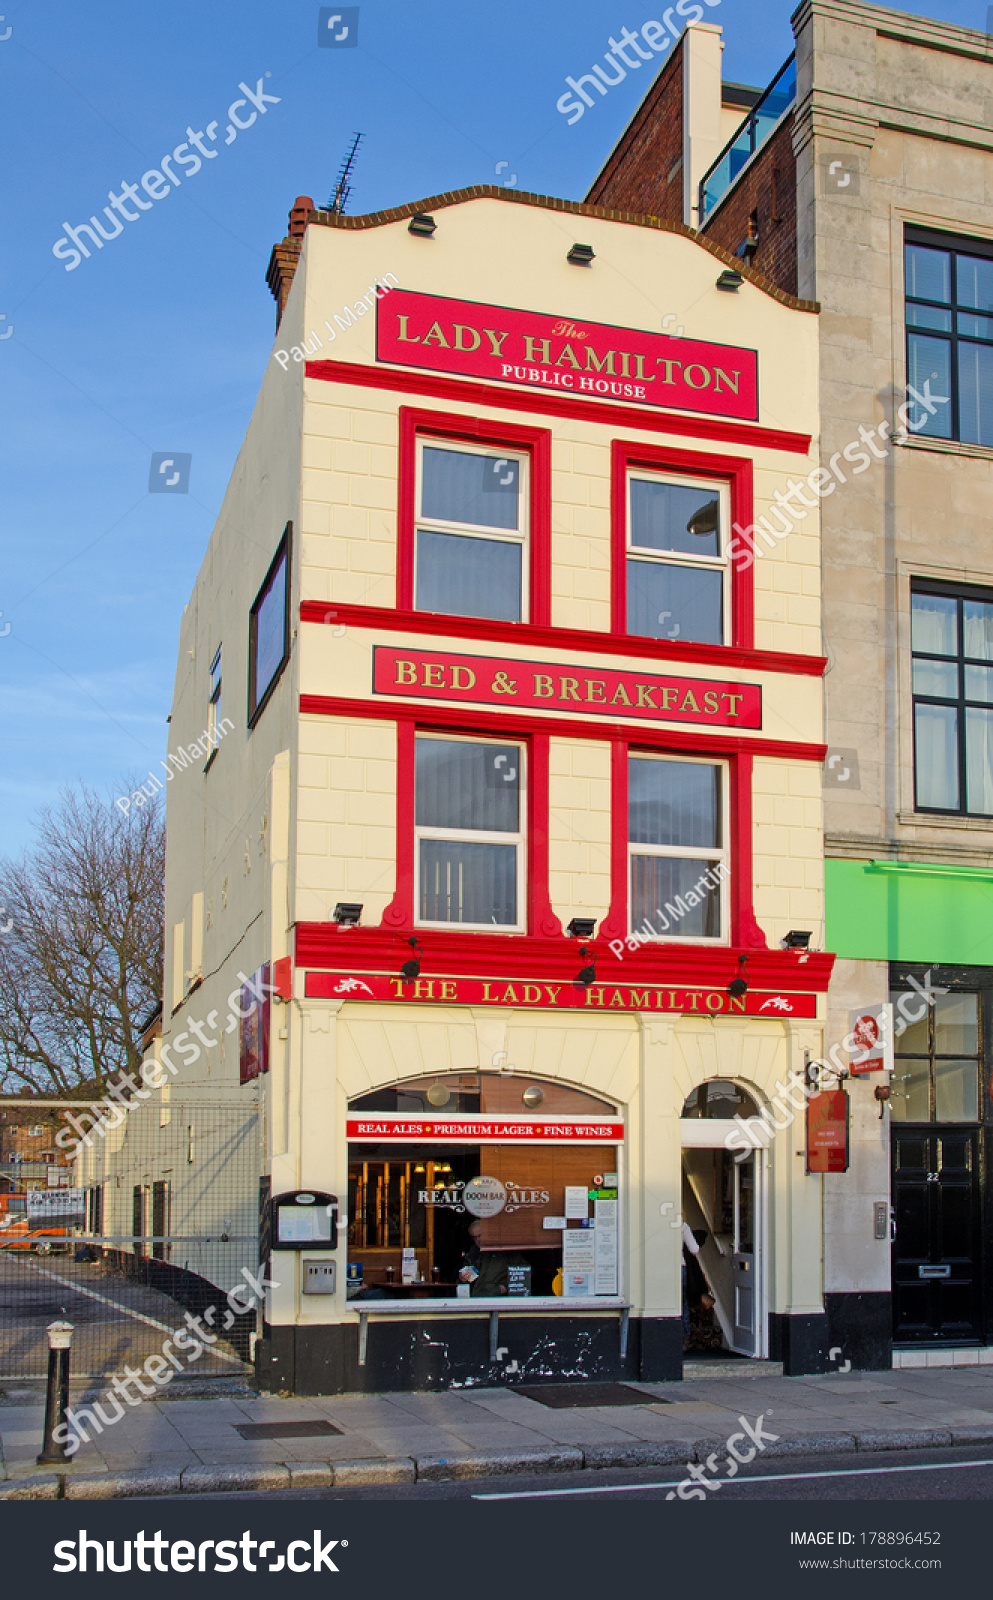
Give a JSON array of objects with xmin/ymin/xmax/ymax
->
[{"xmin": 266, "ymin": 195, "xmax": 316, "ymax": 329}]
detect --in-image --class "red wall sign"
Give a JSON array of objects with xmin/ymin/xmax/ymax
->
[
  {"xmin": 377, "ymin": 290, "xmax": 759, "ymax": 421},
  {"xmin": 373, "ymin": 647, "xmax": 762, "ymax": 730},
  {"xmin": 806, "ymin": 1090, "xmax": 850, "ymax": 1174},
  {"xmin": 306, "ymin": 970, "xmax": 817, "ymax": 1017},
  {"xmin": 347, "ymin": 1115, "xmax": 624, "ymax": 1143}
]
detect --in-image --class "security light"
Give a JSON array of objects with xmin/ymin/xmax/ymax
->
[
  {"xmin": 567, "ymin": 243, "xmax": 595, "ymax": 266},
  {"xmin": 333, "ymin": 903, "xmax": 363, "ymax": 925},
  {"xmin": 408, "ymin": 213, "xmax": 436, "ymax": 237},
  {"xmin": 400, "ymin": 936, "xmax": 421, "ymax": 984},
  {"xmin": 716, "ymin": 269, "xmax": 744, "ymax": 292},
  {"xmin": 782, "ymin": 930, "xmax": 812, "ymax": 949},
  {"xmin": 574, "ymin": 945, "xmax": 597, "ymax": 988},
  {"xmin": 567, "ymin": 917, "xmax": 597, "ymax": 939},
  {"xmin": 727, "ymin": 955, "xmax": 749, "ymax": 998}
]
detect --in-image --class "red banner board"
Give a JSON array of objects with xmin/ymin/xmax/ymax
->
[
  {"xmin": 373, "ymin": 647, "xmax": 762, "ymax": 730},
  {"xmin": 377, "ymin": 289, "xmax": 759, "ymax": 420},
  {"xmin": 305, "ymin": 970, "xmax": 817, "ymax": 1018},
  {"xmin": 347, "ymin": 1115, "xmax": 624, "ymax": 1144},
  {"xmin": 806, "ymin": 1089, "xmax": 849, "ymax": 1174}
]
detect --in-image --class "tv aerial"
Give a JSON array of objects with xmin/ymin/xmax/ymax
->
[{"xmin": 326, "ymin": 132, "xmax": 364, "ymax": 215}]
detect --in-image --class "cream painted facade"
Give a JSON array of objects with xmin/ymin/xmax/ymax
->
[{"xmin": 157, "ymin": 189, "xmax": 831, "ymax": 1391}]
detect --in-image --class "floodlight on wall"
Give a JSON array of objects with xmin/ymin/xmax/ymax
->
[
  {"xmin": 333, "ymin": 903, "xmax": 363, "ymax": 925},
  {"xmin": 567, "ymin": 242, "xmax": 595, "ymax": 266},
  {"xmin": 400, "ymin": 936, "xmax": 421, "ymax": 985},
  {"xmin": 574, "ymin": 945, "xmax": 597, "ymax": 988},
  {"xmin": 567, "ymin": 917, "xmax": 597, "ymax": 939},
  {"xmin": 727, "ymin": 955, "xmax": 749, "ymax": 998},
  {"xmin": 408, "ymin": 213, "xmax": 436, "ymax": 237},
  {"xmin": 782, "ymin": 930, "xmax": 812, "ymax": 949},
  {"xmin": 716, "ymin": 269, "xmax": 744, "ymax": 292}
]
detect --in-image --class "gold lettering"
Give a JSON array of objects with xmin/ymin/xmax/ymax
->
[
  {"xmin": 483, "ymin": 328, "xmax": 510, "ymax": 356},
  {"xmin": 723, "ymin": 692, "xmax": 745, "ymax": 718},
  {"xmin": 450, "ymin": 665, "xmax": 476, "ymax": 690},
  {"xmin": 422, "ymin": 320, "xmax": 450, "ymax": 347},
  {"xmin": 636, "ymin": 684, "xmax": 658, "ymax": 708},
  {"xmin": 439, "ymin": 980, "xmax": 458, "ymax": 1000},
  {"xmin": 559, "ymin": 677, "xmax": 581, "ymax": 701},
  {"xmin": 584, "ymin": 345, "xmax": 617, "ymax": 373},
  {"xmin": 554, "ymin": 342, "xmax": 582, "ymax": 369},
  {"xmin": 713, "ymin": 367, "xmax": 741, "ymax": 395},
  {"xmin": 396, "ymin": 314, "xmax": 420, "ymax": 343},
  {"xmin": 731, "ymin": 995, "xmax": 746, "ymax": 1013},
  {"xmin": 585, "ymin": 680, "xmax": 606, "ymax": 702},
  {"xmin": 501, "ymin": 984, "xmax": 519, "ymax": 1003},
  {"xmin": 609, "ymin": 990, "xmax": 627, "ymax": 1007},
  {"xmin": 544, "ymin": 985, "xmax": 562, "ymax": 1003},
  {"xmin": 452, "ymin": 324, "xmax": 481, "ymax": 351},
  {"xmin": 611, "ymin": 682, "xmax": 633, "ymax": 706},
  {"xmin": 660, "ymin": 687, "xmax": 678, "ymax": 710},
  {"xmin": 394, "ymin": 660, "xmax": 417, "ymax": 685},
  {"xmin": 657, "ymin": 358, "xmax": 683, "ymax": 384},
  {"xmin": 523, "ymin": 335, "xmax": 551, "ymax": 364},
  {"xmin": 683, "ymin": 364, "xmax": 711, "ymax": 389},
  {"xmin": 685, "ymin": 993, "xmax": 702, "ymax": 1011},
  {"xmin": 679, "ymin": 689, "xmax": 701, "ymax": 712},
  {"xmin": 413, "ymin": 979, "xmax": 435, "ymax": 999},
  {"xmin": 703, "ymin": 691, "xmax": 720, "ymax": 714},
  {"xmin": 481, "ymin": 982, "xmax": 497, "ymax": 1001},
  {"xmin": 629, "ymin": 990, "xmax": 651, "ymax": 1009},
  {"xmin": 422, "ymin": 663, "xmax": 445, "ymax": 687},
  {"xmin": 523, "ymin": 985, "xmax": 541, "ymax": 1003},
  {"xmin": 705, "ymin": 992, "xmax": 723, "ymax": 1011},
  {"xmin": 533, "ymin": 674, "xmax": 555, "ymax": 698}
]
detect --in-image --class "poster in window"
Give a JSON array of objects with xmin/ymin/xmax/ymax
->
[{"xmin": 239, "ymin": 963, "xmax": 271, "ymax": 1084}]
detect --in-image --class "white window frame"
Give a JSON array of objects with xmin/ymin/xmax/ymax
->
[
  {"xmin": 415, "ymin": 436, "xmax": 530, "ymax": 622},
  {"xmin": 414, "ymin": 732, "xmax": 526, "ymax": 934},
  {"xmin": 628, "ymin": 752, "xmax": 729, "ymax": 945},
  {"xmin": 625, "ymin": 469, "xmax": 731, "ymax": 644}
]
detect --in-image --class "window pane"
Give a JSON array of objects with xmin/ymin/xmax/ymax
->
[
  {"xmin": 958, "ymin": 311, "xmax": 993, "ymax": 340},
  {"xmin": 421, "ymin": 447, "xmax": 519, "ymax": 530},
  {"xmin": 906, "ymin": 303, "xmax": 952, "ymax": 332},
  {"xmin": 934, "ymin": 993, "xmax": 978, "ymax": 1055},
  {"xmin": 935, "ymin": 1059, "xmax": 979, "ymax": 1122},
  {"xmin": 911, "ymin": 592, "xmax": 957, "ymax": 656},
  {"xmin": 890, "ymin": 991, "xmax": 930, "ymax": 1054},
  {"xmin": 419, "ymin": 840, "xmax": 517, "ymax": 925},
  {"xmin": 965, "ymin": 665, "xmax": 993, "ymax": 702},
  {"xmin": 631, "ymin": 855, "xmax": 722, "ymax": 938},
  {"xmin": 253, "ymin": 549, "xmax": 287, "ymax": 706},
  {"xmin": 627, "ymin": 558, "xmax": 723, "ymax": 645},
  {"xmin": 906, "ymin": 334, "xmax": 952, "ymax": 438},
  {"xmin": 958, "ymin": 342, "xmax": 993, "ymax": 447},
  {"xmin": 630, "ymin": 479, "xmax": 721, "ymax": 557},
  {"xmin": 629, "ymin": 758, "xmax": 720, "ymax": 848},
  {"xmin": 890, "ymin": 1058, "xmax": 930, "ymax": 1121},
  {"xmin": 416, "ymin": 740, "xmax": 519, "ymax": 832},
  {"xmin": 905, "ymin": 244, "xmax": 951, "ymax": 303},
  {"xmin": 965, "ymin": 706, "xmax": 993, "ymax": 813},
  {"xmin": 955, "ymin": 254, "xmax": 993, "ymax": 313},
  {"xmin": 416, "ymin": 529, "xmax": 522, "ymax": 621},
  {"xmin": 914, "ymin": 703, "xmax": 959, "ymax": 809},
  {"xmin": 912, "ymin": 658, "xmax": 957, "ymax": 698},
  {"xmin": 964, "ymin": 599, "xmax": 993, "ymax": 661}
]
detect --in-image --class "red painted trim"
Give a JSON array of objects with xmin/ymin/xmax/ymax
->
[
  {"xmin": 294, "ymin": 921, "xmax": 835, "ymax": 991},
  {"xmin": 304, "ymin": 359, "xmax": 813, "ymax": 456},
  {"xmin": 602, "ymin": 739, "xmax": 629, "ymax": 945},
  {"xmin": 731, "ymin": 752, "xmax": 767, "ymax": 949},
  {"xmin": 610, "ymin": 440, "xmax": 755, "ymax": 650},
  {"xmin": 300, "ymin": 601, "xmax": 828, "ymax": 680},
  {"xmin": 529, "ymin": 732, "xmax": 562, "ymax": 938},
  {"xmin": 299, "ymin": 693, "xmax": 828, "ymax": 763},
  {"xmin": 382, "ymin": 721, "xmax": 416, "ymax": 929},
  {"xmin": 396, "ymin": 407, "xmax": 552, "ymax": 623}
]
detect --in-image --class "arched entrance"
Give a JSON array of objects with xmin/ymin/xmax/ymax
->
[{"xmin": 679, "ymin": 1081, "xmax": 767, "ymax": 1359}]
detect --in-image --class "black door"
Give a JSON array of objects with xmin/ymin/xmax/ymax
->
[{"xmin": 892, "ymin": 1128, "xmax": 982, "ymax": 1342}]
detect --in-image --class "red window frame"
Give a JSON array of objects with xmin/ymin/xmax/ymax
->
[
  {"xmin": 611, "ymin": 440, "xmax": 755, "ymax": 651},
  {"xmin": 383, "ymin": 719, "xmax": 561, "ymax": 938},
  {"xmin": 397, "ymin": 407, "xmax": 552, "ymax": 625}
]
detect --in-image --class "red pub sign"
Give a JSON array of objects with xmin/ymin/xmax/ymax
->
[
  {"xmin": 346, "ymin": 1115, "xmax": 625, "ymax": 1143},
  {"xmin": 373, "ymin": 647, "xmax": 762, "ymax": 729},
  {"xmin": 805, "ymin": 1090, "xmax": 850, "ymax": 1174},
  {"xmin": 377, "ymin": 289, "xmax": 760, "ymax": 420}
]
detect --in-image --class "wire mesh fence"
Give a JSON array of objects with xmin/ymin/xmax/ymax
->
[{"xmin": 0, "ymin": 1100, "xmax": 261, "ymax": 1382}]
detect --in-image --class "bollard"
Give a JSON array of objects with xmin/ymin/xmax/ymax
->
[{"xmin": 36, "ymin": 1320, "xmax": 74, "ymax": 1463}]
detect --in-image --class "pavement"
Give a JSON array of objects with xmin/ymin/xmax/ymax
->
[{"xmin": 4, "ymin": 1362, "xmax": 993, "ymax": 1500}]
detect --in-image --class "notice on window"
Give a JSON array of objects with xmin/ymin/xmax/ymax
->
[
  {"xmin": 594, "ymin": 1198, "xmax": 618, "ymax": 1295},
  {"xmin": 564, "ymin": 1185, "xmax": 589, "ymax": 1220},
  {"xmin": 562, "ymin": 1228, "xmax": 596, "ymax": 1274},
  {"xmin": 277, "ymin": 1207, "xmax": 316, "ymax": 1243}
]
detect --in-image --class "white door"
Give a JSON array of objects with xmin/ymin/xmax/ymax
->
[{"xmin": 731, "ymin": 1153, "xmax": 757, "ymax": 1354}]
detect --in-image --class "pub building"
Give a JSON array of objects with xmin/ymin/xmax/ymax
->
[{"xmin": 156, "ymin": 182, "xmax": 836, "ymax": 1393}]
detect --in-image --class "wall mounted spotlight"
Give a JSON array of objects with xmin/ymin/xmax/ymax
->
[
  {"xmin": 408, "ymin": 213, "xmax": 436, "ymax": 237},
  {"xmin": 727, "ymin": 955, "xmax": 748, "ymax": 998},
  {"xmin": 401, "ymin": 936, "xmax": 421, "ymax": 984},
  {"xmin": 567, "ymin": 917, "xmax": 597, "ymax": 939},
  {"xmin": 782, "ymin": 930, "xmax": 812, "ymax": 949},
  {"xmin": 716, "ymin": 269, "xmax": 744, "ymax": 292},
  {"xmin": 575, "ymin": 945, "xmax": 597, "ymax": 987},
  {"xmin": 567, "ymin": 242, "xmax": 595, "ymax": 266},
  {"xmin": 874, "ymin": 1082, "xmax": 891, "ymax": 1120},
  {"xmin": 333, "ymin": 903, "xmax": 363, "ymax": 925}
]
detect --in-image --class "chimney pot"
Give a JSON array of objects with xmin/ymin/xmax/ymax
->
[{"xmin": 288, "ymin": 196, "xmax": 315, "ymax": 237}]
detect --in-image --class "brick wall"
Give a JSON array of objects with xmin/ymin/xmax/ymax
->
[
  {"xmin": 585, "ymin": 38, "xmax": 685, "ymax": 222},
  {"xmin": 700, "ymin": 118, "xmax": 798, "ymax": 298}
]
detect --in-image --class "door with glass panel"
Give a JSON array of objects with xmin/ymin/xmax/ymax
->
[
  {"xmin": 731, "ymin": 1153, "xmax": 757, "ymax": 1354},
  {"xmin": 889, "ymin": 986, "xmax": 983, "ymax": 1342}
]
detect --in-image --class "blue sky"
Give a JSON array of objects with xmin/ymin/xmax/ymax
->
[{"xmin": 0, "ymin": 0, "xmax": 984, "ymax": 854}]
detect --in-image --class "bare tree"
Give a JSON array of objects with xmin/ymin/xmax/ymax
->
[{"xmin": 0, "ymin": 781, "xmax": 164, "ymax": 1094}]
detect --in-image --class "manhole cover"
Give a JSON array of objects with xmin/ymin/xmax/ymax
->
[
  {"xmin": 514, "ymin": 1383, "xmax": 664, "ymax": 1409},
  {"xmin": 235, "ymin": 1420, "xmax": 342, "ymax": 1440}
]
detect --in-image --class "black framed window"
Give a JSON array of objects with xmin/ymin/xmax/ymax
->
[
  {"xmin": 905, "ymin": 225, "xmax": 993, "ymax": 445},
  {"xmin": 889, "ymin": 987, "xmax": 981, "ymax": 1122},
  {"xmin": 911, "ymin": 579, "xmax": 993, "ymax": 815},
  {"xmin": 248, "ymin": 523, "xmax": 291, "ymax": 726}
]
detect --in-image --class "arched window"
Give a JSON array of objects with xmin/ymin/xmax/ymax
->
[{"xmin": 681, "ymin": 1080, "xmax": 758, "ymax": 1119}]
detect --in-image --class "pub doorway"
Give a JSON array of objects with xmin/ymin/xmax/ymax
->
[{"xmin": 680, "ymin": 1080, "xmax": 767, "ymax": 1358}]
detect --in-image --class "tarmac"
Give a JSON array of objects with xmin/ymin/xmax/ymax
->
[{"xmin": 4, "ymin": 1360, "xmax": 993, "ymax": 1499}]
